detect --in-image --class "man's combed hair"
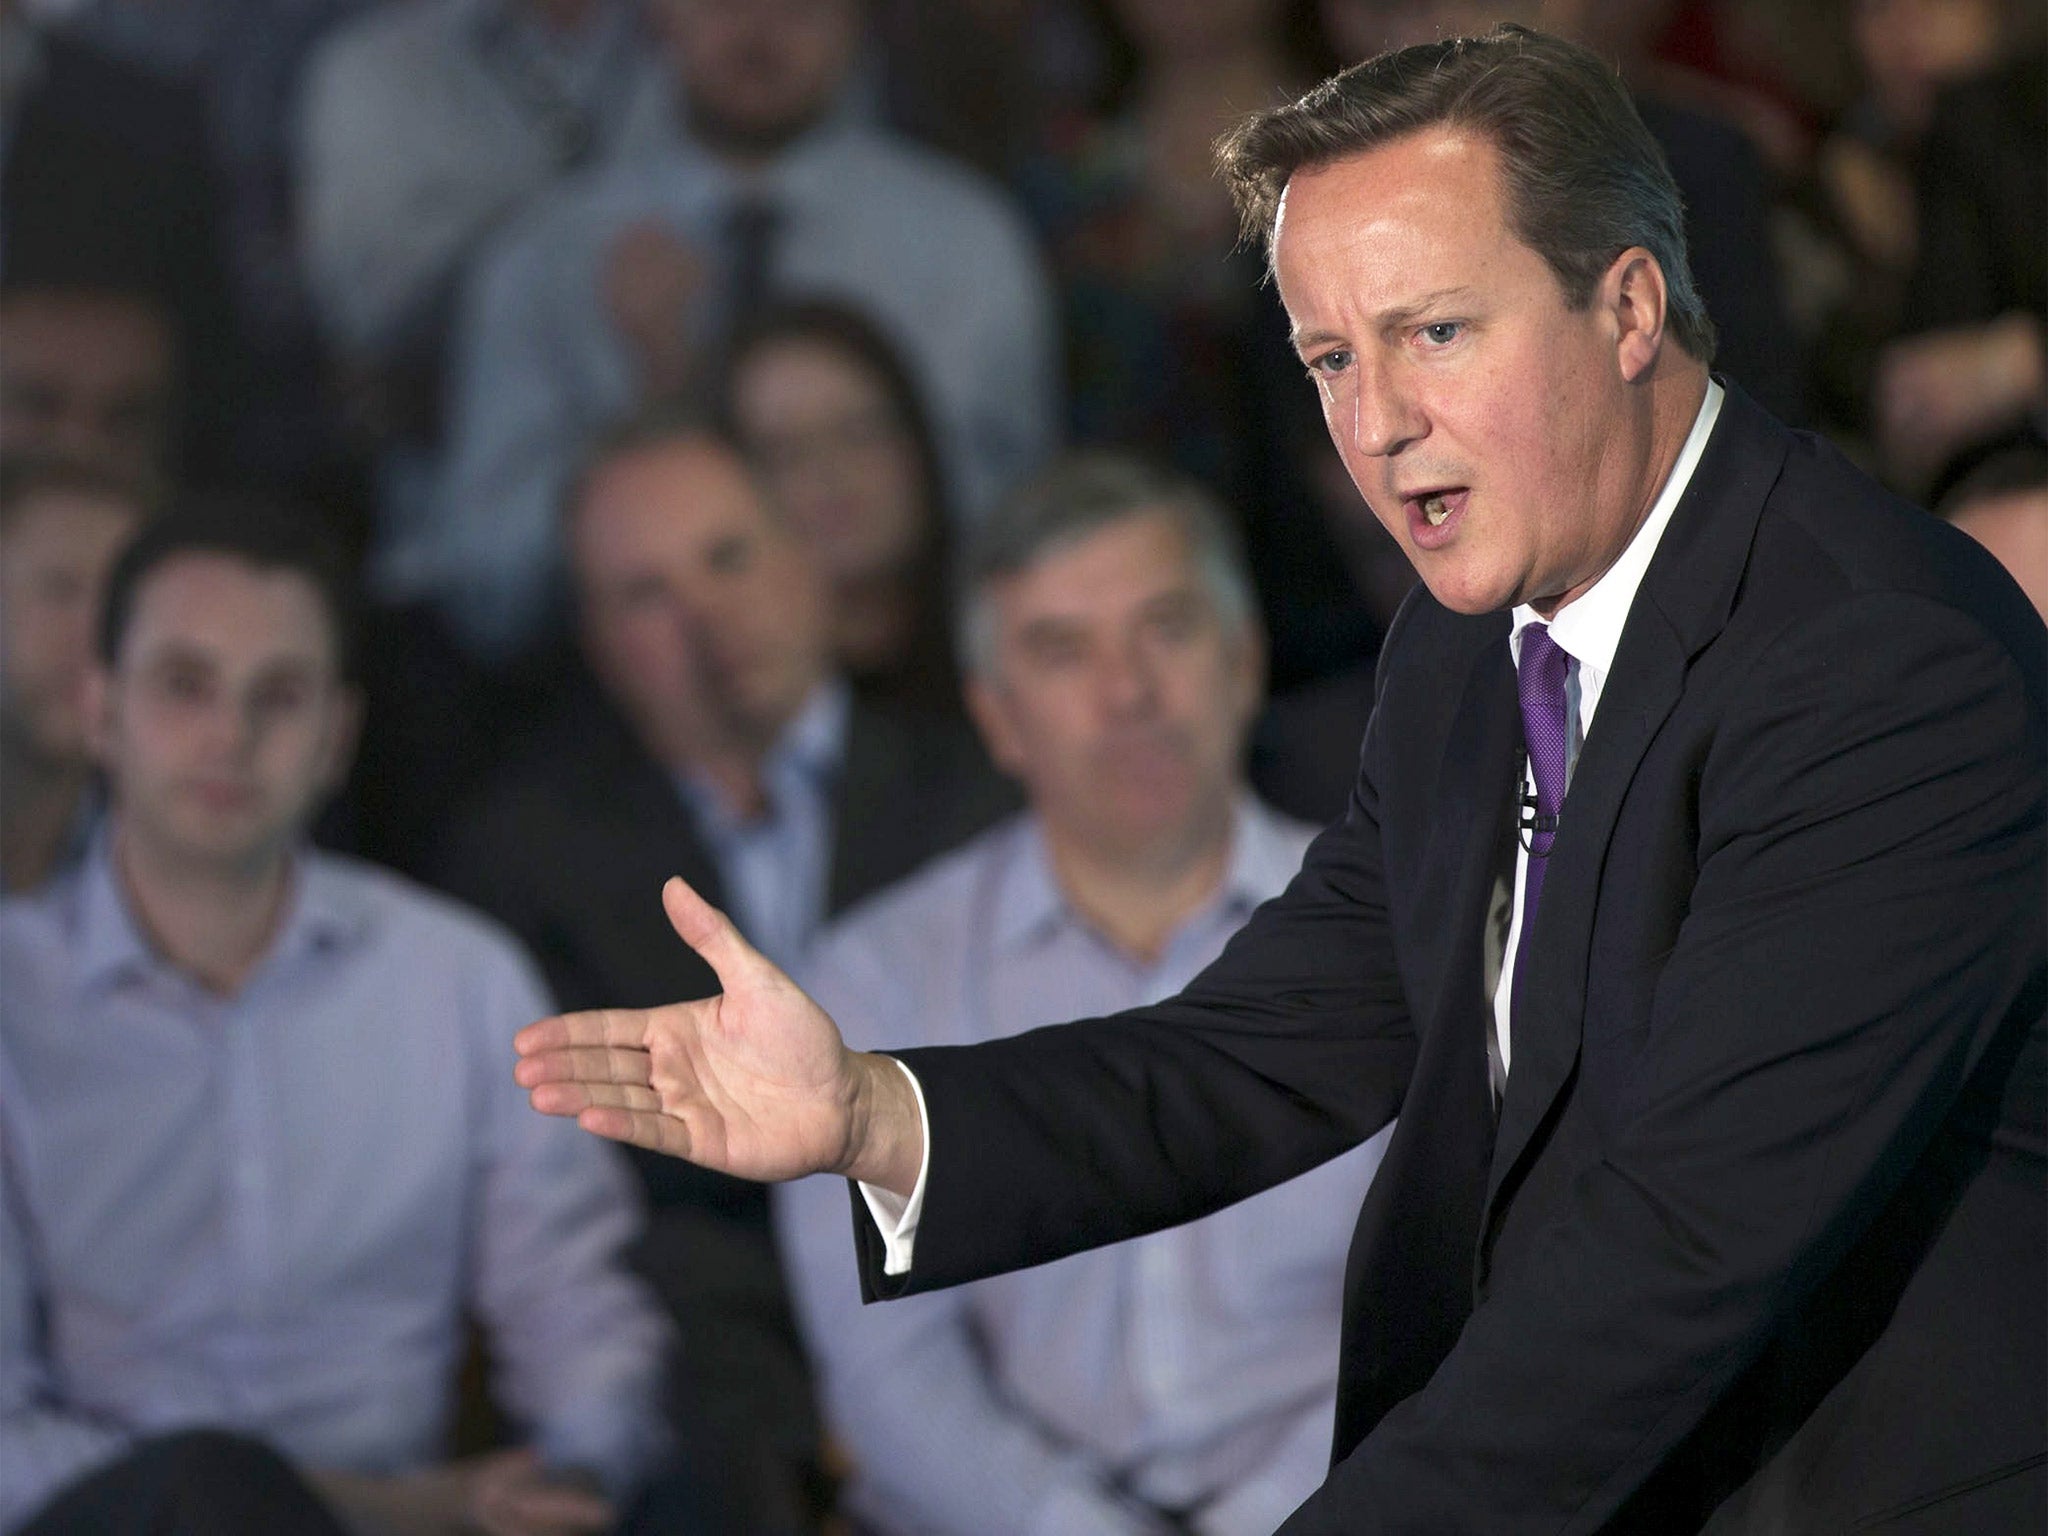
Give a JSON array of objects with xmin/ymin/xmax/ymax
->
[
  {"xmin": 98, "ymin": 495, "xmax": 362, "ymax": 681},
  {"xmin": 1215, "ymin": 23, "xmax": 1716, "ymax": 362},
  {"xmin": 955, "ymin": 450, "xmax": 1258, "ymax": 677}
]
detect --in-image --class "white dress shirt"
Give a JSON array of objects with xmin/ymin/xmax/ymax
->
[{"xmin": 1493, "ymin": 380, "xmax": 1723, "ymax": 1078}]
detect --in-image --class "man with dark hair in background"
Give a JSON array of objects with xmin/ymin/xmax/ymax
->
[
  {"xmin": 520, "ymin": 26, "xmax": 2044, "ymax": 1533},
  {"xmin": 438, "ymin": 417, "xmax": 1014, "ymax": 1532},
  {"xmin": 1, "ymin": 505, "xmax": 674, "ymax": 1536},
  {"xmin": 0, "ymin": 284, "xmax": 179, "ymax": 489},
  {"xmin": 0, "ymin": 458, "xmax": 151, "ymax": 894}
]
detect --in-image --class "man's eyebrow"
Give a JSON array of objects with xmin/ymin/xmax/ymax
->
[{"xmin": 1289, "ymin": 287, "xmax": 1479, "ymax": 351}]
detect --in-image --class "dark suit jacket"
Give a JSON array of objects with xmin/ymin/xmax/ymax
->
[
  {"xmin": 437, "ymin": 687, "xmax": 1018, "ymax": 1220},
  {"xmin": 857, "ymin": 385, "xmax": 2047, "ymax": 1533}
]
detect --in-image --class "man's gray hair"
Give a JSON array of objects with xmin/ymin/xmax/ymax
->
[
  {"xmin": 956, "ymin": 450, "xmax": 1259, "ymax": 678},
  {"xmin": 1216, "ymin": 23, "xmax": 1716, "ymax": 362}
]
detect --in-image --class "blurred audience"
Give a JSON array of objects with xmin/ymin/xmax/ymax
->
[
  {"xmin": 1877, "ymin": 33, "xmax": 2046, "ymax": 496},
  {"xmin": 419, "ymin": 0, "xmax": 1058, "ymax": 662},
  {"xmin": 779, "ymin": 451, "xmax": 1389, "ymax": 1535},
  {"xmin": 1938, "ymin": 443, "xmax": 2048, "ymax": 622},
  {"xmin": 295, "ymin": 0, "xmax": 672, "ymax": 522},
  {"xmin": 717, "ymin": 298, "xmax": 961, "ymax": 708},
  {"xmin": 51, "ymin": 0, "xmax": 379, "ymax": 494},
  {"xmin": 1018, "ymin": 0, "xmax": 1373, "ymax": 689},
  {"xmin": 0, "ymin": 0, "xmax": 244, "ymax": 488},
  {"xmin": 0, "ymin": 458, "xmax": 150, "ymax": 894},
  {"xmin": 0, "ymin": 505, "xmax": 676, "ymax": 1536},
  {"xmin": 1779, "ymin": 0, "xmax": 2010, "ymax": 452},
  {"xmin": 0, "ymin": 281, "xmax": 178, "ymax": 487},
  {"xmin": 434, "ymin": 417, "xmax": 1015, "ymax": 1532}
]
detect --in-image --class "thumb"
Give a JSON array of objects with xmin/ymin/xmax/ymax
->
[{"xmin": 661, "ymin": 875, "xmax": 770, "ymax": 988}]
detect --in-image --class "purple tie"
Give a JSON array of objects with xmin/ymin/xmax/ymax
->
[{"xmin": 1511, "ymin": 622, "xmax": 1571, "ymax": 1028}]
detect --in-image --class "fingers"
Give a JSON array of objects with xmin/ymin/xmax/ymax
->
[
  {"xmin": 513, "ymin": 1044, "xmax": 649, "ymax": 1089},
  {"xmin": 661, "ymin": 875, "xmax": 776, "ymax": 987},
  {"xmin": 527, "ymin": 1080, "xmax": 660, "ymax": 1117},
  {"xmin": 578, "ymin": 1104, "xmax": 697, "ymax": 1161},
  {"xmin": 514, "ymin": 1008, "xmax": 650, "ymax": 1058}
]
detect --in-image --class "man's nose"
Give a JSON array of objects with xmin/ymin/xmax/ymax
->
[
  {"xmin": 1098, "ymin": 639, "xmax": 1159, "ymax": 715},
  {"xmin": 1346, "ymin": 359, "xmax": 1425, "ymax": 460}
]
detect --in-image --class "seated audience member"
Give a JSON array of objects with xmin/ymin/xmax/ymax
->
[
  {"xmin": 0, "ymin": 281, "xmax": 178, "ymax": 487},
  {"xmin": 718, "ymin": 299, "xmax": 960, "ymax": 709},
  {"xmin": 776, "ymin": 452, "xmax": 1391, "ymax": 1536},
  {"xmin": 0, "ymin": 6, "xmax": 243, "ymax": 486},
  {"xmin": 0, "ymin": 458, "xmax": 151, "ymax": 894},
  {"xmin": 295, "ymin": 0, "xmax": 672, "ymax": 457},
  {"xmin": 1877, "ymin": 39, "xmax": 2046, "ymax": 496},
  {"xmin": 420, "ymin": 0, "xmax": 1058, "ymax": 662},
  {"xmin": 1776, "ymin": 0, "xmax": 2005, "ymax": 450},
  {"xmin": 435, "ymin": 417, "xmax": 1015, "ymax": 1533},
  {"xmin": 1939, "ymin": 444, "xmax": 2048, "ymax": 621},
  {"xmin": 0, "ymin": 505, "xmax": 673, "ymax": 1536}
]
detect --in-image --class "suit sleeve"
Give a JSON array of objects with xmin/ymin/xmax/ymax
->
[
  {"xmin": 1290, "ymin": 592, "xmax": 2045, "ymax": 1533},
  {"xmin": 858, "ymin": 693, "xmax": 1416, "ymax": 1301}
]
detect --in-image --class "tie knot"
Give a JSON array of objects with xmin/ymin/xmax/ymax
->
[{"xmin": 1516, "ymin": 622, "xmax": 1572, "ymax": 854}]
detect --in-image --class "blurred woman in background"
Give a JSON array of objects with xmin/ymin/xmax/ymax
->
[{"xmin": 718, "ymin": 299, "xmax": 961, "ymax": 711}]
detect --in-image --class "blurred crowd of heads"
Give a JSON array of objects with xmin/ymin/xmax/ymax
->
[{"xmin": 1, "ymin": 0, "xmax": 2041, "ymax": 889}]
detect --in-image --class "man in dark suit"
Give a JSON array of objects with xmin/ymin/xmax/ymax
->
[
  {"xmin": 515, "ymin": 27, "xmax": 2045, "ymax": 1534},
  {"xmin": 440, "ymin": 416, "xmax": 1014, "ymax": 1533}
]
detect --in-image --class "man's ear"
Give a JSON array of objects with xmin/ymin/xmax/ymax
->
[
  {"xmin": 1603, "ymin": 246, "xmax": 1670, "ymax": 383},
  {"xmin": 964, "ymin": 674, "xmax": 1027, "ymax": 781}
]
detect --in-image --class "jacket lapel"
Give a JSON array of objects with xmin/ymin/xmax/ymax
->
[{"xmin": 1480, "ymin": 381, "xmax": 1792, "ymax": 1226}]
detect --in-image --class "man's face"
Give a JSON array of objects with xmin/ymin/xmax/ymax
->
[
  {"xmin": 0, "ymin": 292, "xmax": 175, "ymax": 482},
  {"xmin": 93, "ymin": 554, "xmax": 358, "ymax": 874},
  {"xmin": 1275, "ymin": 128, "xmax": 1664, "ymax": 617},
  {"xmin": 654, "ymin": 0, "xmax": 860, "ymax": 156},
  {"xmin": 968, "ymin": 510, "xmax": 1262, "ymax": 861},
  {"xmin": 0, "ymin": 489, "xmax": 144, "ymax": 768},
  {"xmin": 572, "ymin": 438, "xmax": 831, "ymax": 762}
]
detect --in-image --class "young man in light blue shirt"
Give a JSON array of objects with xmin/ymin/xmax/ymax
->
[{"xmin": 0, "ymin": 503, "xmax": 672, "ymax": 1536}]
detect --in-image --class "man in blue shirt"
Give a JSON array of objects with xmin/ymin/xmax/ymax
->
[
  {"xmin": 0, "ymin": 503, "xmax": 672, "ymax": 1535},
  {"xmin": 776, "ymin": 452, "xmax": 1389, "ymax": 1535}
]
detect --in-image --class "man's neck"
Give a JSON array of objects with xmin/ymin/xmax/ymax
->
[
  {"xmin": 1534, "ymin": 362, "xmax": 1711, "ymax": 622},
  {"xmin": 0, "ymin": 740, "xmax": 89, "ymax": 894},
  {"xmin": 113, "ymin": 823, "xmax": 293, "ymax": 996},
  {"xmin": 1042, "ymin": 797, "xmax": 1237, "ymax": 966}
]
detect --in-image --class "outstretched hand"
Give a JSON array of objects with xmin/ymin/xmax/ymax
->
[{"xmin": 514, "ymin": 877, "xmax": 924, "ymax": 1194}]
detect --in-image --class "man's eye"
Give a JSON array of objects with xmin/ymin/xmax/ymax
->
[
  {"xmin": 1420, "ymin": 322, "xmax": 1463, "ymax": 346},
  {"xmin": 1308, "ymin": 348, "xmax": 1353, "ymax": 377}
]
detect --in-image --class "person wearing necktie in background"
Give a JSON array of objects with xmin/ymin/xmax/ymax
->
[
  {"xmin": 424, "ymin": 0, "xmax": 1059, "ymax": 665},
  {"xmin": 517, "ymin": 26, "xmax": 2046, "ymax": 1535}
]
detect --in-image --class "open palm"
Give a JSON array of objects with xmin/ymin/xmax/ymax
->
[{"xmin": 514, "ymin": 877, "xmax": 873, "ymax": 1184}]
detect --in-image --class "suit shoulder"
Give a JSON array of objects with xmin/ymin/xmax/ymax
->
[{"xmin": 1750, "ymin": 432, "xmax": 2045, "ymax": 680}]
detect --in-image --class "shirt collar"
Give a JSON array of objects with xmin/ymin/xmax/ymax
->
[
  {"xmin": 993, "ymin": 793, "xmax": 1287, "ymax": 957},
  {"xmin": 678, "ymin": 677, "xmax": 851, "ymax": 830},
  {"xmin": 1510, "ymin": 378, "xmax": 1723, "ymax": 673},
  {"xmin": 73, "ymin": 828, "xmax": 369, "ymax": 993}
]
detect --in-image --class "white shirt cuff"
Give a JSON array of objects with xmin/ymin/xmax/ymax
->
[{"xmin": 855, "ymin": 1058, "xmax": 930, "ymax": 1276}]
